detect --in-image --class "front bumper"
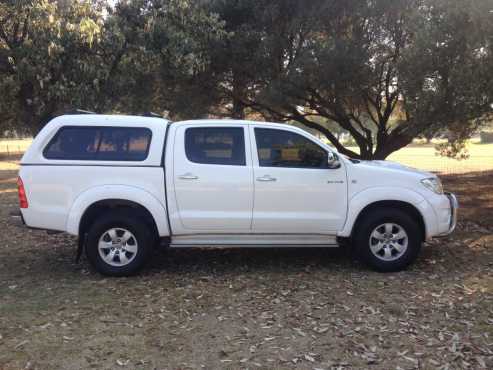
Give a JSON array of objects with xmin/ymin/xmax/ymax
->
[{"xmin": 437, "ymin": 192, "xmax": 458, "ymax": 237}]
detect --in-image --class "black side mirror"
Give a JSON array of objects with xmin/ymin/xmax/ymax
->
[{"xmin": 327, "ymin": 151, "xmax": 341, "ymax": 169}]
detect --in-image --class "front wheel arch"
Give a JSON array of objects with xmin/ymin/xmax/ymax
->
[{"xmin": 351, "ymin": 200, "xmax": 426, "ymax": 243}]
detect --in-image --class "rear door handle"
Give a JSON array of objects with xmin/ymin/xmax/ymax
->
[
  {"xmin": 256, "ymin": 175, "xmax": 277, "ymax": 182},
  {"xmin": 178, "ymin": 173, "xmax": 199, "ymax": 180}
]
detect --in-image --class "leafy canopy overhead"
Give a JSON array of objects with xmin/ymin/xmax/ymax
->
[
  {"xmin": 1, "ymin": 0, "xmax": 492, "ymax": 159},
  {"xmin": 0, "ymin": 0, "xmax": 224, "ymax": 132},
  {"xmin": 198, "ymin": 0, "xmax": 493, "ymax": 159}
]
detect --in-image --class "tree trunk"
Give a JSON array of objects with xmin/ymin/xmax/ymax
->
[
  {"xmin": 372, "ymin": 134, "xmax": 413, "ymax": 160},
  {"xmin": 232, "ymin": 97, "xmax": 245, "ymax": 119},
  {"xmin": 231, "ymin": 72, "xmax": 245, "ymax": 119}
]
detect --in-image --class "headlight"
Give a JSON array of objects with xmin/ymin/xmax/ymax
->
[{"xmin": 421, "ymin": 177, "xmax": 443, "ymax": 194}]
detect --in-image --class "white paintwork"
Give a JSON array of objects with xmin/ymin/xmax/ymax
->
[
  {"xmin": 20, "ymin": 114, "xmax": 169, "ymax": 235},
  {"xmin": 338, "ymin": 186, "xmax": 430, "ymax": 238},
  {"xmin": 19, "ymin": 114, "xmax": 457, "ymax": 247},
  {"xmin": 171, "ymin": 122, "xmax": 253, "ymax": 231},
  {"xmin": 248, "ymin": 124, "xmax": 347, "ymax": 233},
  {"xmin": 65, "ymin": 184, "xmax": 169, "ymax": 236},
  {"xmin": 339, "ymin": 159, "xmax": 454, "ymax": 239}
]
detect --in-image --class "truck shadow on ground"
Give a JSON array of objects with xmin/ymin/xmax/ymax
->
[
  {"xmin": 140, "ymin": 238, "xmax": 462, "ymax": 277},
  {"xmin": 0, "ymin": 236, "xmax": 442, "ymax": 281},
  {"xmin": 146, "ymin": 246, "xmax": 357, "ymax": 274}
]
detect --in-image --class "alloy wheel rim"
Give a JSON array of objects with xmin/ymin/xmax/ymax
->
[
  {"xmin": 98, "ymin": 228, "xmax": 138, "ymax": 267},
  {"xmin": 368, "ymin": 223, "xmax": 408, "ymax": 262}
]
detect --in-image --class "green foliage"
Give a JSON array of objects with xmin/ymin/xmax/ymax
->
[
  {"xmin": 0, "ymin": 0, "xmax": 106, "ymax": 132},
  {"xmin": 199, "ymin": 0, "xmax": 493, "ymax": 159},
  {"xmin": 0, "ymin": 0, "xmax": 491, "ymax": 160},
  {"xmin": 0, "ymin": 0, "xmax": 224, "ymax": 133}
]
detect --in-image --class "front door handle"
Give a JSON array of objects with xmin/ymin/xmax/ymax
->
[
  {"xmin": 178, "ymin": 173, "xmax": 199, "ymax": 180},
  {"xmin": 256, "ymin": 175, "xmax": 277, "ymax": 182}
]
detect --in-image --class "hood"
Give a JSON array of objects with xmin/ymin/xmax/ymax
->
[{"xmin": 356, "ymin": 160, "xmax": 435, "ymax": 178}]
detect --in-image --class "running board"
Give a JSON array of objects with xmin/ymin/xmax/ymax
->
[
  {"xmin": 169, "ymin": 244, "xmax": 339, "ymax": 248},
  {"xmin": 169, "ymin": 234, "xmax": 338, "ymax": 248}
]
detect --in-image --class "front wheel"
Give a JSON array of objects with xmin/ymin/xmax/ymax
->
[
  {"xmin": 353, "ymin": 208, "xmax": 422, "ymax": 272},
  {"xmin": 85, "ymin": 210, "xmax": 154, "ymax": 276}
]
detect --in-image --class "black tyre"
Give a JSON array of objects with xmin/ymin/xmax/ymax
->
[
  {"xmin": 353, "ymin": 208, "xmax": 422, "ymax": 272},
  {"xmin": 85, "ymin": 210, "xmax": 154, "ymax": 276}
]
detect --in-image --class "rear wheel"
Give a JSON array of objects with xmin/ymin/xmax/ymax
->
[
  {"xmin": 354, "ymin": 208, "xmax": 422, "ymax": 272},
  {"xmin": 85, "ymin": 210, "xmax": 154, "ymax": 276}
]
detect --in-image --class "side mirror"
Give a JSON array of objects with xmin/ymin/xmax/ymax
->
[{"xmin": 327, "ymin": 151, "xmax": 341, "ymax": 169}]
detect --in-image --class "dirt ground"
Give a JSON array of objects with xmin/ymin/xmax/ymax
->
[{"xmin": 0, "ymin": 163, "xmax": 492, "ymax": 370}]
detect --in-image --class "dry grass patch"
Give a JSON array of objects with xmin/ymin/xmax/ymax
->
[{"xmin": 0, "ymin": 163, "xmax": 492, "ymax": 370}]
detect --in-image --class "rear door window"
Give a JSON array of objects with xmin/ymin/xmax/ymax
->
[
  {"xmin": 185, "ymin": 127, "xmax": 246, "ymax": 166},
  {"xmin": 43, "ymin": 126, "xmax": 152, "ymax": 161}
]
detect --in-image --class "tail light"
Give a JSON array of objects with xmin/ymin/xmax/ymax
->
[{"xmin": 17, "ymin": 177, "xmax": 28, "ymax": 208}]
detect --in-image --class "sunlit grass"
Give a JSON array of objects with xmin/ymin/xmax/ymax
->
[
  {"xmin": 388, "ymin": 142, "xmax": 493, "ymax": 174},
  {"xmin": 0, "ymin": 160, "xmax": 21, "ymax": 171},
  {"xmin": 349, "ymin": 140, "xmax": 493, "ymax": 174},
  {"xmin": 0, "ymin": 138, "xmax": 32, "ymax": 155}
]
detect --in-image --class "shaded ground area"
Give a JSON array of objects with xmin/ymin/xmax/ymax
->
[
  {"xmin": 0, "ymin": 166, "xmax": 492, "ymax": 370},
  {"xmin": 442, "ymin": 171, "xmax": 493, "ymax": 228}
]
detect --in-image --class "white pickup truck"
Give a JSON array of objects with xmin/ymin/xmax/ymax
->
[{"xmin": 14, "ymin": 114, "xmax": 457, "ymax": 276}]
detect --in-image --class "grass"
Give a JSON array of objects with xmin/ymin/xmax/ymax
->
[
  {"xmin": 0, "ymin": 138, "xmax": 32, "ymax": 155},
  {"xmin": 0, "ymin": 163, "xmax": 491, "ymax": 369},
  {"xmin": 386, "ymin": 141, "xmax": 493, "ymax": 174},
  {"xmin": 343, "ymin": 139, "xmax": 493, "ymax": 174}
]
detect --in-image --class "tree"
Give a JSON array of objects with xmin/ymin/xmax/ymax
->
[
  {"xmin": 202, "ymin": 0, "xmax": 493, "ymax": 159},
  {"xmin": 0, "ymin": 0, "xmax": 225, "ymax": 133},
  {"xmin": 0, "ymin": 0, "xmax": 106, "ymax": 133},
  {"xmin": 1, "ymin": 0, "xmax": 491, "ymax": 154},
  {"xmin": 98, "ymin": 0, "xmax": 226, "ymax": 119},
  {"xmin": 193, "ymin": 0, "xmax": 267, "ymax": 119}
]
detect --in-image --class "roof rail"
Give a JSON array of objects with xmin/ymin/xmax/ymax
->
[
  {"xmin": 142, "ymin": 112, "xmax": 162, "ymax": 118},
  {"xmin": 66, "ymin": 109, "xmax": 96, "ymax": 115}
]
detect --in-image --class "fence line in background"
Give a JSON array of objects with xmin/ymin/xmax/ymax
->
[
  {"xmin": 387, "ymin": 155, "xmax": 493, "ymax": 175},
  {"xmin": 0, "ymin": 138, "xmax": 33, "ymax": 157},
  {"xmin": 0, "ymin": 145, "xmax": 25, "ymax": 156},
  {"xmin": 0, "ymin": 143, "xmax": 492, "ymax": 175}
]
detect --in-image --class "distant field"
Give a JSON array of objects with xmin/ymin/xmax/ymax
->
[
  {"xmin": 345, "ymin": 140, "xmax": 493, "ymax": 174},
  {"xmin": 0, "ymin": 138, "xmax": 32, "ymax": 155},
  {"xmin": 387, "ymin": 142, "xmax": 493, "ymax": 174},
  {"xmin": 1, "ymin": 137, "xmax": 492, "ymax": 174}
]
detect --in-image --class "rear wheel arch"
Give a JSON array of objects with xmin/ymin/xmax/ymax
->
[
  {"xmin": 79, "ymin": 199, "xmax": 159, "ymax": 240},
  {"xmin": 351, "ymin": 200, "xmax": 426, "ymax": 242}
]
